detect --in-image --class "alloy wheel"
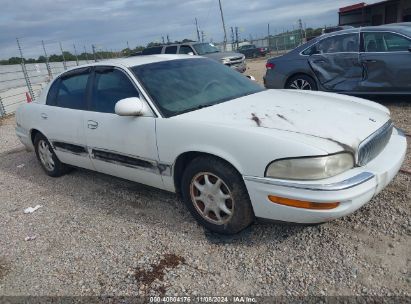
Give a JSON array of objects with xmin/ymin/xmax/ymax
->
[
  {"xmin": 38, "ymin": 139, "xmax": 55, "ymax": 171},
  {"xmin": 289, "ymin": 79, "xmax": 312, "ymax": 90},
  {"xmin": 189, "ymin": 172, "xmax": 234, "ymax": 225}
]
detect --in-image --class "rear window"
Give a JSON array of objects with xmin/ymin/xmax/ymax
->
[
  {"xmin": 142, "ymin": 47, "xmax": 163, "ymax": 55},
  {"xmin": 54, "ymin": 71, "xmax": 90, "ymax": 110}
]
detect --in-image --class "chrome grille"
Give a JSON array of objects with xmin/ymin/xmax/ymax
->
[
  {"xmin": 357, "ymin": 120, "xmax": 393, "ymax": 166},
  {"xmin": 229, "ymin": 56, "xmax": 243, "ymax": 62}
]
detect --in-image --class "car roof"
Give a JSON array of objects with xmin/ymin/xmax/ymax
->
[
  {"xmin": 65, "ymin": 55, "xmax": 196, "ymax": 71},
  {"xmin": 320, "ymin": 22, "xmax": 411, "ymax": 38}
]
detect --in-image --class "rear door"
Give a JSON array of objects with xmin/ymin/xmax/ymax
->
[
  {"xmin": 359, "ymin": 31, "xmax": 411, "ymax": 93},
  {"xmin": 40, "ymin": 67, "xmax": 93, "ymax": 170},
  {"xmin": 83, "ymin": 66, "xmax": 163, "ymax": 188},
  {"xmin": 308, "ymin": 32, "xmax": 363, "ymax": 92}
]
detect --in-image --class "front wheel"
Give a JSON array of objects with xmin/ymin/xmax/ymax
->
[
  {"xmin": 285, "ymin": 75, "xmax": 317, "ymax": 91},
  {"xmin": 181, "ymin": 156, "xmax": 255, "ymax": 234}
]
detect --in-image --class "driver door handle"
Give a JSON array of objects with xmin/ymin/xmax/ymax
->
[{"xmin": 87, "ymin": 120, "xmax": 98, "ymax": 129}]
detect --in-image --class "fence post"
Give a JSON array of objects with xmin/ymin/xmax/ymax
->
[
  {"xmin": 73, "ymin": 44, "xmax": 79, "ymax": 66},
  {"xmin": 0, "ymin": 95, "xmax": 5, "ymax": 117},
  {"xmin": 59, "ymin": 42, "xmax": 67, "ymax": 70},
  {"xmin": 41, "ymin": 40, "xmax": 53, "ymax": 79},
  {"xmin": 16, "ymin": 38, "xmax": 35, "ymax": 101}
]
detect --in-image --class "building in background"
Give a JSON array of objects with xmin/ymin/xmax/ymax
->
[{"xmin": 339, "ymin": 0, "xmax": 411, "ymax": 27}]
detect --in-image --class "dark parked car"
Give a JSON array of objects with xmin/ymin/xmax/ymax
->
[
  {"xmin": 264, "ymin": 23, "xmax": 411, "ymax": 95},
  {"xmin": 135, "ymin": 42, "xmax": 246, "ymax": 73},
  {"xmin": 238, "ymin": 44, "xmax": 268, "ymax": 58}
]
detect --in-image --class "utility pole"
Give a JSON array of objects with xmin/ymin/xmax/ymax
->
[
  {"xmin": 195, "ymin": 18, "xmax": 200, "ymax": 42},
  {"xmin": 83, "ymin": 46, "xmax": 89, "ymax": 63},
  {"xmin": 201, "ymin": 31, "xmax": 205, "ymax": 43},
  {"xmin": 218, "ymin": 0, "xmax": 228, "ymax": 51},
  {"xmin": 162, "ymin": 36, "xmax": 165, "ymax": 44},
  {"xmin": 73, "ymin": 44, "xmax": 79, "ymax": 66},
  {"xmin": 267, "ymin": 23, "xmax": 270, "ymax": 51},
  {"xmin": 166, "ymin": 34, "xmax": 170, "ymax": 44}
]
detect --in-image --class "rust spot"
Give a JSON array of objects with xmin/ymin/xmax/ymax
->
[
  {"xmin": 251, "ymin": 113, "xmax": 262, "ymax": 127},
  {"xmin": 134, "ymin": 253, "xmax": 185, "ymax": 286}
]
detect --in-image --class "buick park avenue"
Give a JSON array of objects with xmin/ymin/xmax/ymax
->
[{"xmin": 16, "ymin": 55, "xmax": 407, "ymax": 234}]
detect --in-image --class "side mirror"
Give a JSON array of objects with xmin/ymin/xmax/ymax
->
[
  {"xmin": 246, "ymin": 75, "xmax": 256, "ymax": 81},
  {"xmin": 187, "ymin": 52, "xmax": 194, "ymax": 56},
  {"xmin": 115, "ymin": 97, "xmax": 145, "ymax": 116}
]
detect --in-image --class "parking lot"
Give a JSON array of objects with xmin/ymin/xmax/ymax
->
[{"xmin": 0, "ymin": 58, "xmax": 410, "ymax": 297}]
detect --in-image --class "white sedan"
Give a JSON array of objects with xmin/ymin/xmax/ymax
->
[{"xmin": 15, "ymin": 55, "xmax": 407, "ymax": 234}]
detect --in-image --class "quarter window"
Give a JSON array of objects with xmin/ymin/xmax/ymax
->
[
  {"xmin": 165, "ymin": 46, "xmax": 178, "ymax": 54},
  {"xmin": 364, "ymin": 32, "xmax": 411, "ymax": 52},
  {"xmin": 91, "ymin": 68, "xmax": 139, "ymax": 114},
  {"xmin": 55, "ymin": 71, "xmax": 90, "ymax": 110},
  {"xmin": 317, "ymin": 34, "xmax": 359, "ymax": 53}
]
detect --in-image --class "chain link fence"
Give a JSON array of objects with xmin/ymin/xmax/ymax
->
[{"xmin": 0, "ymin": 38, "xmax": 118, "ymax": 118}]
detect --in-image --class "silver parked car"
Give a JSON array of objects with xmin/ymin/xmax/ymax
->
[
  {"xmin": 138, "ymin": 42, "xmax": 246, "ymax": 73},
  {"xmin": 264, "ymin": 23, "xmax": 411, "ymax": 94}
]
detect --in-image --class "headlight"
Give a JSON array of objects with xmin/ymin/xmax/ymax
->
[
  {"xmin": 265, "ymin": 153, "xmax": 354, "ymax": 180},
  {"xmin": 220, "ymin": 58, "xmax": 230, "ymax": 64}
]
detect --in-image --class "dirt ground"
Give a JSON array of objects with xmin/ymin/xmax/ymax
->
[{"xmin": 0, "ymin": 60, "xmax": 410, "ymax": 298}]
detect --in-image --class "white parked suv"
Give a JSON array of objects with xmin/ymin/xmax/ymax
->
[{"xmin": 15, "ymin": 55, "xmax": 406, "ymax": 234}]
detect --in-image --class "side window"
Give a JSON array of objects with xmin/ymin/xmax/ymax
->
[
  {"xmin": 91, "ymin": 68, "xmax": 139, "ymax": 114},
  {"xmin": 179, "ymin": 45, "xmax": 194, "ymax": 54},
  {"xmin": 46, "ymin": 79, "xmax": 60, "ymax": 106},
  {"xmin": 302, "ymin": 44, "xmax": 318, "ymax": 56},
  {"xmin": 317, "ymin": 34, "xmax": 359, "ymax": 54},
  {"xmin": 364, "ymin": 32, "xmax": 411, "ymax": 52},
  {"xmin": 142, "ymin": 47, "xmax": 163, "ymax": 55},
  {"xmin": 165, "ymin": 46, "xmax": 178, "ymax": 54},
  {"xmin": 55, "ymin": 72, "xmax": 90, "ymax": 110}
]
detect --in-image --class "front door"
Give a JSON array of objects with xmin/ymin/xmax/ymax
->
[
  {"xmin": 83, "ymin": 66, "xmax": 163, "ymax": 188},
  {"xmin": 359, "ymin": 31, "xmax": 411, "ymax": 93},
  {"xmin": 308, "ymin": 32, "xmax": 363, "ymax": 92}
]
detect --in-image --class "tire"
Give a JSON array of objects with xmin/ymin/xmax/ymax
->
[
  {"xmin": 181, "ymin": 156, "xmax": 255, "ymax": 234},
  {"xmin": 34, "ymin": 133, "xmax": 69, "ymax": 177},
  {"xmin": 285, "ymin": 74, "xmax": 317, "ymax": 91}
]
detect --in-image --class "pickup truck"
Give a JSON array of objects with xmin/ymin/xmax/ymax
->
[{"xmin": 136, "ymin": 42, "xmax": 246, "ymax": 73}]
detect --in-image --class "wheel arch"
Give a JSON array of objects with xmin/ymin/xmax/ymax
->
[
  {"xmin": 172, "ymin": 151, "xmax": 243, "ymax": 197},
  {"xmin": 30, "ymin": 128, "xmax": 45, "ymax": 145}
]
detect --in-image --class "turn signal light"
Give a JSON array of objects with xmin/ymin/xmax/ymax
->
[
  {"xmin": 268, "ymin": 195, "xmax": 340, "ymax": 210},
  {"xmin": 266, "ymin": 62, "xmax": 275, "ymax": 70}
]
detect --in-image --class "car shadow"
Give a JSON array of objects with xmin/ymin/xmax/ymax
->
[{"xmin": 0, "ymin": 149, "xmax": 308, "ymax": 245}]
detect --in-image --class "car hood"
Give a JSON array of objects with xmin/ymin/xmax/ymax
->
[
  {"xmin": 175, "ymin": 89, "xmax": 390, "ymax": 152},
  {"xmin": 203, "ymin": 52, "xmax": 244, "ymax": 61}
]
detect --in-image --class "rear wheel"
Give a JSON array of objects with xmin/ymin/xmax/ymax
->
[
  {"xmin": 181, "ymin": 156, "xmax": 255, "ymax": 234},
  {"xmin": 285, "ymin": 74, "xmax": 317, "ymax": 91},
  {"xmin": 34, "ymin": 134, "xmax": 69, "ymax": 177}
]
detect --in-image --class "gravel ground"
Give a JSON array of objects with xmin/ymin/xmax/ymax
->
[{"xmin": 0, "ymin": 59, "xmax": 410, "ymax": 298}]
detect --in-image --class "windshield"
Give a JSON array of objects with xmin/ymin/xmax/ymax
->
[
  {"xmin": 192, "ymin": 43, "xmax": 219, "ymax": 55},
  {"xmin": 131, "ymin": 58, "xmax": 264, "ymax": 117}
]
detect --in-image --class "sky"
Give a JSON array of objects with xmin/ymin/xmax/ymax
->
[{"xmin": 0, "ymin": 0, "xmax": 381, "ymax": 59}]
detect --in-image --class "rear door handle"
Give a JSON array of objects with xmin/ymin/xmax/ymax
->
[
  {"xmin": 312, "ymin": 59, "xmax": 326, "ymax": 64},
  {"xmin": 362, "ymin": 60, "xmax": 377, "ymax": 63},
  {"xmin": 40, "ymin": 113, "xmax": 48, "ymax": 120},
  {"xmin": 87, "ymin": 120, "xmax": 98, "ymax": 129}
]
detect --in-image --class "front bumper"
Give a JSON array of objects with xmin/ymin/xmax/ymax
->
[
  {"xmin": 243, "ymin": 128, "xmax": 407, "ymax": 223},
  {"xmin": 226, "ymin": 61, "xmax": 246, "ymax": 73}
]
